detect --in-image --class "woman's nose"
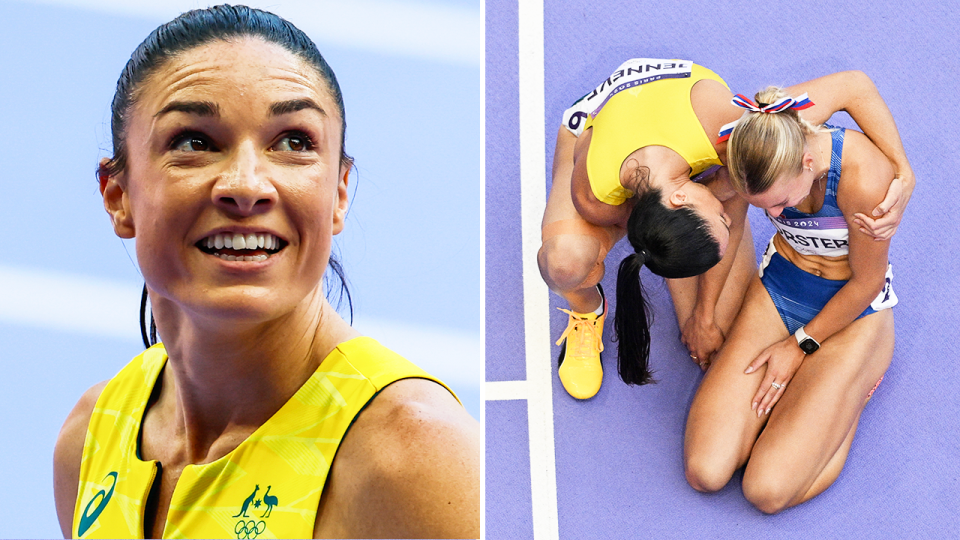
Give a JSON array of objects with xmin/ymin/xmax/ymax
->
[{"xmin": 212, "ymin": 142, "xmax": 277, "ymax": 215}]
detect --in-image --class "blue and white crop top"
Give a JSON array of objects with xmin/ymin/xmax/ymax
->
[{"xmin": 768, "ymin": 126, "xmax": 850, "ymax": 258}]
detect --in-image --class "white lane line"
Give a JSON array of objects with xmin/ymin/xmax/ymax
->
[
  {"xmin": 518, "ymin": 0, "xmax": 559, "ymax": 538},
  {"xmin": 485, "ymin": 380, "xmax": 529, "ymax": 401}
]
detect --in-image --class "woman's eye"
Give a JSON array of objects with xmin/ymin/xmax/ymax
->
[
  {"xmin": 273, "ymin": 133, "xmax": 313, "ymax": 152},
  {"xmin": 171, "ymin": 134, "xmax": 212, "ymax": 152}
]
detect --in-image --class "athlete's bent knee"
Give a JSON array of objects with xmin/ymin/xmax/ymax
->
[
  {"xmin": 684, "ymin": 454, "xmax": 735, "ymax": 493},
  {"xmin": 742, "ymin": 469, "xmax": 794, "ymax": 514},
  {"xmin": 538, "ymin": 239, "xmax": 602, "ymax": 292}
]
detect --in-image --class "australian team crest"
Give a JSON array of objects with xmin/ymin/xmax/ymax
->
[{"xmin": 233, "ymin": 484, "xmax": 280, "ymax": 539}]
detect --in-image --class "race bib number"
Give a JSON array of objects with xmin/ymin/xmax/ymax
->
[{"xmin": 561, "ymin": 58, "xmax": 693, "ymax": 135}]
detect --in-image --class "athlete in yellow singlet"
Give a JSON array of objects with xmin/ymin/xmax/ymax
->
[
  {"xmin": 53, "ymin": 7, "xmax": 480, "ymax": 539},
  {"xmin": 538, "ymin": 58, "xmax": 914, "ymax": 400},
  {"xmin": 581, "ymin": 63, "xmax": 728, "ymax": 206},
  {"xmin": 73, "ymin": 339, "xmax": 457, "ymax": 538}
]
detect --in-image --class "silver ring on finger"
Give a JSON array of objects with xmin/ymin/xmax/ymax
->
[{"xmin": 771, "ymin": 382, "xmax": 784, "ymax": 390}]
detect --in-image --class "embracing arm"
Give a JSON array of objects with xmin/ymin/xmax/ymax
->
[
  {"xmin": 54, "ymin": 382, "xmax": 107, "ymax": 538},
  {"xmin": 747, "ymin": 133, "xmax": 893, "ymax": 413},
  {"xmin": 802, "ymin": 134, "xmax": 894, "ymax": 346},
  {"xmin": 787, "ymin": 71, "xmax": 913, "ymax": 238},
  {"xmin": 314, "ymin": 379, "xmax": 481, "ymax": 539}
]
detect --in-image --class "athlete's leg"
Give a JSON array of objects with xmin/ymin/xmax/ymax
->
[
  {"xmin": 539, "ymin": 128, "xmax": 624, "ymax": 399},
  {"xmin": 741, "ymin": 309, "xmax": 894, "ymax": 514},
  {"xmin": 683, "ymin": 274, "xmax": 788, "ymax": 492},
  {"xmin": 538, "ymin": 127, "xmax": 623, "ymax": 313}
]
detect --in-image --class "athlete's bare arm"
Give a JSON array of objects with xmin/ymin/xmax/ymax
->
[
  {"xmin": 313, "ymin": 378, "xmax": 481, "ymax": 539},
  {"xmin": 568, "ymin": 129, "xmax": 633, "ymax": 227},
  {"xmin": 53, "ymin": 382, "xmax": 107, "ymax": 538},
  {"xmin": 787, "ymin": 70, "xmax": 913, "ymax": 239}
]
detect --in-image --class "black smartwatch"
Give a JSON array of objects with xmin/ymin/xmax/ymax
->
[{"xmin": 794, "ymin": 326, "xmax": 820, "ymax": 354}]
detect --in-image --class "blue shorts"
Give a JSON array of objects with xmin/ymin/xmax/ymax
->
[{"xmin": 759, "ymin": 240, "xmax": 897, "ymax": 334}]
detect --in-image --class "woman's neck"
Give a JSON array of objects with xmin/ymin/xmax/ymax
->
[
  {"xmin": 810, "ymin": 131, "xmax": 831, "ymax": 180},
  {"xmin": 147, "ymin": 288, "xmax": 358, "ymax": 463},
  {"xmin": 620, "ymin": 146, "xmax": 691, "ymax": 193}
]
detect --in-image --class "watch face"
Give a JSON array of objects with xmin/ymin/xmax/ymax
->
[{"xmin": 799, "ymin": 338, "xmax": 820, "ymax": 354}]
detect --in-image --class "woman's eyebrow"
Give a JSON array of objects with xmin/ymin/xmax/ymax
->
[
  {"xmin": 270, "ymin": 98, "xmax": 326, "ymax": 117},
  {"xmin": 154, "ymin": 100, "xmax": 220, "ymax": 118}
]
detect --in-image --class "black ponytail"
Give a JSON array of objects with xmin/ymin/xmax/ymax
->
[
  {"xmin": 615, "ymin": 252, "xmax": 654, "ymax": 385},
  {"xmin": 613, "ymin": 188, "xmax": 722, "ymax": 385}
]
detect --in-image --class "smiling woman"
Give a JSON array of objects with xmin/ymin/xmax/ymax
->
[{"xmin": 51, "ymin": 5, "xmax": 480, "ymax": 539}]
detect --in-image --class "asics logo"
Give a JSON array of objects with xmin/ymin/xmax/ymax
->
[{"xmin": 77, "ymin": 472, "xmax": 118, "ymax": 537}]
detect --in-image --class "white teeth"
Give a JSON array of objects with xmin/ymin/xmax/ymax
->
[{"xmin": 203, "ymin": 232, "xmax": 281, "ymax": 252}]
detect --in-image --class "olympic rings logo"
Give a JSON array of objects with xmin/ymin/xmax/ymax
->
[{"xmin": 234, "ymin": 519, "xmax": 266, "ymax": 539}]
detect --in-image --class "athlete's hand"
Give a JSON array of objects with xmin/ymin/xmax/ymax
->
[
  {"xmin": 744, "ymin": 337, "xmax": 806, "ymax": 416},
  {"xmin": 681, "ymin": 313, "xmax": 725, "ymax": 371},
  {"xmin": 853, "ymin": 169, "xmax": 914, "ymax": 241}
]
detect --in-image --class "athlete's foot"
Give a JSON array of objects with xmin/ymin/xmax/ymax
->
[{"xmin": 556, "ymin": 287, "xmax": 606, "ymax": 399}]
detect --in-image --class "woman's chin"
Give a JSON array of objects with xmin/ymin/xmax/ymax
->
[{"xmin": 160, "ymin": 285, "xmax": 310, "ymax": 327}]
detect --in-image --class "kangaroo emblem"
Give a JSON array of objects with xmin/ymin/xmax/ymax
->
[
  {"xmin": 232, "ymin": 484, "xmax": 259, "ymax": 518},
  {"xmin": 261, "ymin": 486, "xmax": 279, "ymax": 518}
]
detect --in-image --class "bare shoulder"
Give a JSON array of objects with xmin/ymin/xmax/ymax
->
[
  {"xmin": 315, "ymin": 378, "xmax": 481, "ymax": 539},
  {"xmin": 54, "ymin": 381, "xmax": 108, "ymax": 538},
  {"xmin": 691, "ymin": 77, "xmax": 738, "ymax": 131},
  {"xmin": 838, "ymin": 129, "xmax": 895, "ymax": 214}
]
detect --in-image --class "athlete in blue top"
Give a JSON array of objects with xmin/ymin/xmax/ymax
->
[{"xmin": 684, "ymin": 86, "xmax": 904, "ymax": 513}]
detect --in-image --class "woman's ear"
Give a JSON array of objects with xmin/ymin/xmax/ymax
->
[
  {"xmin": 332, "ymin": 164, "xmax": 350, "ymax": 235},
  {"xmin": 99, "ymin": 158, "xmax": 135, "ymax": 239},
  {"xmin": 667, "ymin": 187, "xmax": 689, "ymax": 209}
]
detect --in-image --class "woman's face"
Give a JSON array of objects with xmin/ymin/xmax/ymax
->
[
  {"xmin": 742, "ymin": 166, "xmax": 816, "ymax": 217},
  {"xmin": 101, "ymin": 37, "xmax": 349, "ymax": 323},
  {"xmin": 669, "ymin": 181, "xmax": 732, "ymax": 257}
]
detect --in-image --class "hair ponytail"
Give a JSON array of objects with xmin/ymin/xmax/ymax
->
[
  {"xmin": 727, "ymin": 86, "xmax": 827, "ymax": 194},
  {"xmin": 614, "ymin": 252, "xmax": 654, "ymax": 385},
  {"xmin": 613, "ymin": 188, "xmax": 722, "ymax": 385}
]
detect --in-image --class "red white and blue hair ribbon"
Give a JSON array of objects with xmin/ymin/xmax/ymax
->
[
  {"xmin": 731, "ymin": 92, "xmax": 814, "ymax": 113},
  {"xmin": 716, "ymin": 121, "xmax": 737, "ymax": 143},
  {"xmin": 717, "ymin": 92, "xmax": 815, "ymax": 143}
]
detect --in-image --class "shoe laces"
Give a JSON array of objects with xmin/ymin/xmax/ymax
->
[{"xmin": 555, "ymin": 308, "xmax": 604, "ymax": 357}]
